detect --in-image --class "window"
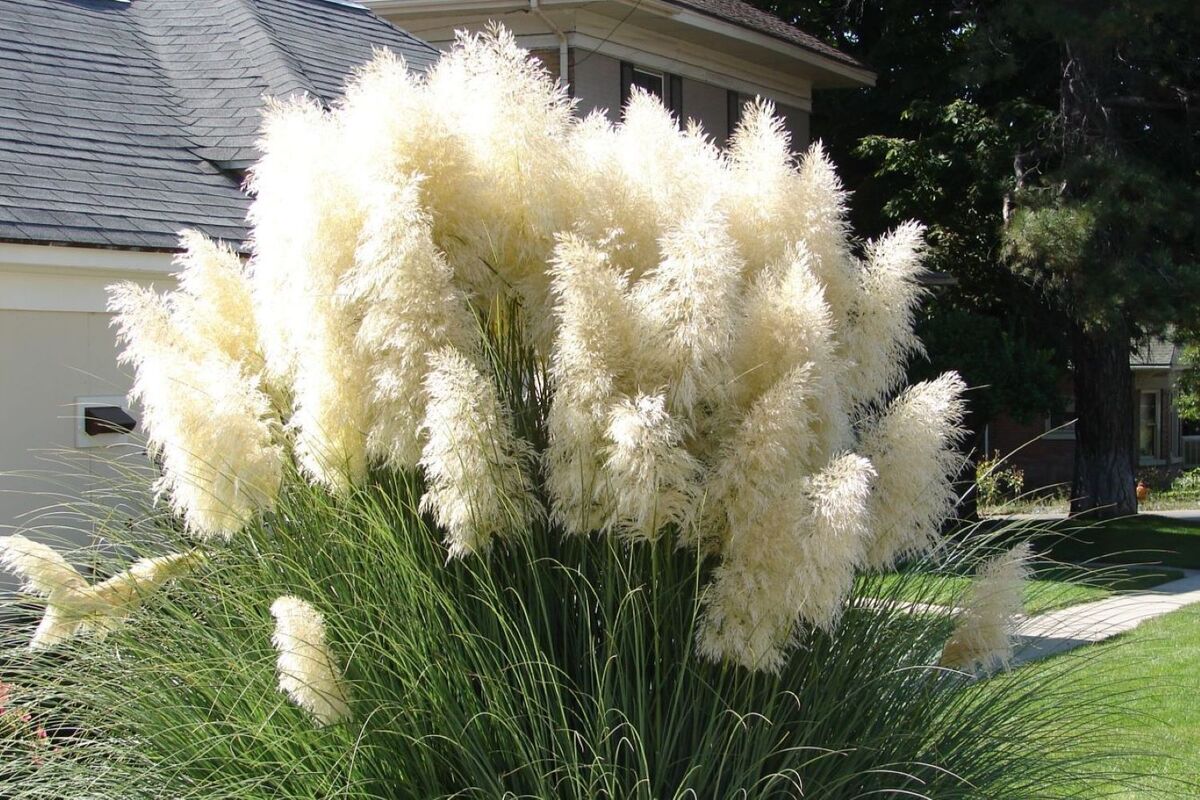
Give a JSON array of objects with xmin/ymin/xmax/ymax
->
[
  {"xmin": 630, "ymin": 66, "xmax": 664, "ymax": 99},
  {"xmin": 1044, "ymin": 397, "xmax": 1076, "ymax": 440},
  {"xmin": 1139, "ymin": 390, "xmax": 1161, "ymax": 462},
  {"xmin": 620, "ymin": 62, "xmax": 683, "ymax": 122},
  {"xmin": 1170, "ymin": 390, "xmax": 1182, "ymax": 460},
  {"xmin": 727, "ymin": 89, "xmax": 744, "ymax": 141}
]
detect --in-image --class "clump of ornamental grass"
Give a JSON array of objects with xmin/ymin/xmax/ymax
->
[
  {"xmin": 1, "ymin": 445, "xmax": 1152, "ymax": 799},
  {"xmin": 0, "ymin": 27, "xmax": 1154, "ymax": 798}
]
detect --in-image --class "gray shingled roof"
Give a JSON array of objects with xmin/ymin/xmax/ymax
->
[
  {"xmin": 662, "ymin": 0, "xmax": 867, "ymax": 71},
  {"xmin": 0, "ymin": 0, "xmax": 438, "ymax": 252},
  {"xmin": 1131, "ymin": 338, "xmax": 1178, "ymax": 368}
]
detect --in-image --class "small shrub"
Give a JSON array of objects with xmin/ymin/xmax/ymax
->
[
  {"xmin": 1168, "ymin": 467, "xmax": 1200, "ymax": 496},
  {"xmin": 977, "ymin": 451, "xmax": 1026, "ymax": 507}
]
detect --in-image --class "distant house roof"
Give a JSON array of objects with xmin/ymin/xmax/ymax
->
[
  {"xmin": 661, "ymin": 0, "xmax": 866, "ymax": 71},
  {"xmin": 1131, "ymin": 338, "xmax": 1179, "ymax": 369},
  {"xmin": 0, "ymin": 0, "xmax": 437, "ymax": 252}
]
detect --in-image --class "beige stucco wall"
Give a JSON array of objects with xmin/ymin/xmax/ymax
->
[
  {"xmin": 0, "ymin": 309, "xmax": 142, "ymax": 545},
  {"xmin": 776, "ymin": 101, "xmax": 811, "ymax": 150},
  {"xmin": 0, "ymin": 246, "xmax": 171, "ymax": 581}
]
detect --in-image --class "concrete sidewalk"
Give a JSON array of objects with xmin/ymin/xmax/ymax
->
[
  {"xmin": 995, "ymin": 509, "xmax": 1200, "ymax": 523},
  {"xmin": 1012, "ymin": 568, "xmax": 1200, "ymax": 665}
]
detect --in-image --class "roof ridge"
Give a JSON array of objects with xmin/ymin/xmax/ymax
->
[
  {"xmin": 224, "ymin": 0, "xmax": 324, "ymax": 105},
  {"xmin": 130, "ymin": 0, "xmax": 325, "ymax": 173}
]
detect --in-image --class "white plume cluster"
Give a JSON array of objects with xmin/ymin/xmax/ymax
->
[
  {"xmin": 699, "ymin": 454, "xmax": 875, "ymax": 672},
  {"xmin": 109, "ymin": 236, "xmax": 282, "ymax": 540},
  {"xmin": 603, "ymin": 393, "xmax": 700, "ymax": 539},
  {"xmin": 0, "ymin": 535, "xmax": 198, "ymax": 649},
  {"xmin": 940, "ymin": 543, "xmax": 1032, "ymax": 673},
  {"xmin": 270, "ymin": 596, "xmax": 352, "ymax": 727},
  {"xmin": 419, "ymin": 348, "xmax": 538, "ymax": 557},
  {"xmin": 860, "ymin": 373, "xmax": 967, "ymax": 570},
  {"xmin": 109, "ymin": 28, "xmax": 967, "ymax": 671}
]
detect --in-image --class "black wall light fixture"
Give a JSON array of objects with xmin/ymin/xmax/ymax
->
[{"xmin": 83, "ymin": 405, "xmax": 138, "ymax": 436}]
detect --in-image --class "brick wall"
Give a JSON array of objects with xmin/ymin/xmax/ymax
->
[{"xmin": 987, "ymin": 413, "xmax": 1075, "ymax": 491}]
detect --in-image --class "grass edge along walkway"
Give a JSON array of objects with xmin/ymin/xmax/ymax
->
[
  {"xmin": 1012, "ymin": 604, "xmax": 1200, "ymax": 799},
  {"xmin": 1012, "ymin": 567, "xmax": 1200, "ymax": 665}
]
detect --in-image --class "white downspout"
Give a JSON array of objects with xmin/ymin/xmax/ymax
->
[{"xmin": 529, "ymin": 0, "xmax": 569, "ymax": 89}]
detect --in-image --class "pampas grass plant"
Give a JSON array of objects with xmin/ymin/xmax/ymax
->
[{"xmin": 0, "ymin": 28, "xmax": 1153, "ymax": 798}]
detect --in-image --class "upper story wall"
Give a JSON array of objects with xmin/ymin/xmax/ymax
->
[
  {"xmin": 368, "ymin": 3, "xmax": 863, "ymax": 152},
  {"xmin": 566, "ymin": 50, "xmax": 811, "ymax": 148},
  {"xmin": 566, "ymin": 50, "xmax": 809, "ymax": 148}
]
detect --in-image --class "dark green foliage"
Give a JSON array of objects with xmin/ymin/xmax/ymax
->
[
  {"xmin": 755, "ymin": 1, "xmax": 1068, "ymax": 433},
  {"xmin": 755, "ymin": 0, "xmax": 1199, "ymax": 514}
]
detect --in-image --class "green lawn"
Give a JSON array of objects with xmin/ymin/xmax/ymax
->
[
  {"xmin": 867, "ymin": 563, "xmax": 1183, "ymax": 615},
  {"xmin": 1040, "ymin": 514, "xmax": 1200, "ymax": 569},
  {"xmin": 1016, "ymin": 605, "xmax": 1200, "ymax": 798}
]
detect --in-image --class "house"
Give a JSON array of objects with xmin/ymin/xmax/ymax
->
[
  {"xmin": 365, "ymin": 0, "xmax": 875, "ymax": 150},
  {"xmin": 0, "ymin": 0, "xmax": 439, "ymax": 541},
  {"xmin": 0, "ymin": 0, "xmax": 870, "ymax": 544},
  {"xmin": 985, "ymin": 338, "xmax": 1194, "ymax": 492}
]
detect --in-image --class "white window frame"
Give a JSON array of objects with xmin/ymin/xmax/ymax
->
[
  {"xmin": 630, "ymin": 66, "xmax": 665, "ymax": 99},
  {"xmin": 1138, "ymin": 389, "xmax": 1163, "ymax": 465}
]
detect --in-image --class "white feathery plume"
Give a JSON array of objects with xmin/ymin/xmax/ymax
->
[
  {"xmin": 721, "ymin": 106, "xmax": 857, "ymax": 325},
  {"xmin": 697, "ymin": 490, "xmax": 810, "ymax": 673},
  {"xmin": 338, "ymin": 49, "xmax": 427, "ymax": 193},
  {"xmin": 0, "ymin": 536, "xmax": 199, "ymax": 649},
  {"xmin": 860, "ymin": 372, "xmax": 967, "ymax": 570},
  {"xmin": 940, "ymin": 543, "xmax": 1032, "ymax": 673},
  {"xmin": 109, "ymin": 284, "xmax": 283, "ymax": 539},
  {"xmin": 416, "ymin": 26, "xmax": 576, "ymax": 317},
  {"xmin": 602, "ymin": 393, "xmax": 700, "ymax": 539},
  {"xmin": 730, "ymin": 245, "xmax": 832, "ymax": 404},
  {"xmin": 567, "ymin": 110, "xmax": 664, "ymax": 280},
  {"xmin": 545, "ymin": 235, "xmax": 642, "ymax": 534},
  {"xmin": 344, "ymin": 175, "xmax": 474, "ymax": 469},
  {"xmin": 699, "ymin": 364, "xmax": 817, "ymax": 548},
  {"xmin": 0, "ymin": 535, "xmax": 88, "ymax": 648},
  {"xmin": 419, "ymin": 348, "xmax": 538, "ymax": 558},
  {"xmin": 0, "ymin": 534, "xmax": 86, "ymax": 598},
  {"xmin": 270, "ymin": 596, "xmax": 352, "ymax": 727},
  {"xmin": 171, "ymin": 230, "xmax": 260, "ymax": 369},
  {"xmin": 727, "ymin": 245, "xmax": 849, "ymax": 460},
  {"xmin": 85, "ymin": 552, "xmax": 203, "ymax": 633},
  {"xmin": 792, "ymin": 453, "xmax": 876, "ymax": 631},
  {"xmin": 248, "ymin": 97, "xmax": 372, "ymax": 492},
  {"xmin": 632, "ymin": 209, "xmax": 742, "ymax": 419},
  {"xmin": 790, "ymin": 143, "xmax": 858, "ymax": 326},
  {"xmin": 697, "ymin": 454, "xmax": 874, "ymax": 672},
  {"xmin": 572, "ymin": 91, "xmax": 723, "ymax": 283},
  {"xmin": 722, "ymin": 99, "xmax": 796, "ymax": 274},
  {"xmin": 283, "ymin": 260, "xmax": 374, "ymax": 496},
  {"xmin": 842, "ymin": 222, "xmax": 928, "ymax": 407},
  {"xmin": 246, "ymin": 96, "xmax": 344, "ymax": 382}
]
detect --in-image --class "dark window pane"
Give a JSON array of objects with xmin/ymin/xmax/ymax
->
[{"xmin": 631, "ymin": 67, "xmax": 664, "ymax": 99}]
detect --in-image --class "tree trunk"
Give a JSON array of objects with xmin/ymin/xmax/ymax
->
[{"xmin": 1069, "ymin": 323, "xmax": 1137, "ymax": 518}]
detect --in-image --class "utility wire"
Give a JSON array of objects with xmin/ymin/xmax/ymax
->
[{"xmin": 574, "ymin": 0, "xmax": 645, "ymax": 66}]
